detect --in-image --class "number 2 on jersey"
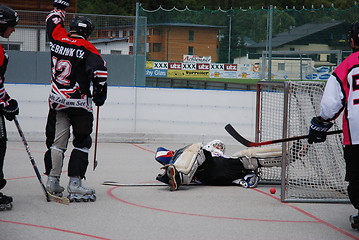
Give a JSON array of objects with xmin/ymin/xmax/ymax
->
[{"xmin": 52, "ymin": 56, "xmax": 72, "ymax": 86}]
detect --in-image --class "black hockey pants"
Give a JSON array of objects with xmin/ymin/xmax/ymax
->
[
  {"xmin": 44, "ymin": 108, "xmax": 93, "ymax": 179},
  {"xmin": 344, "ymin": 145, "xmax": 359, "ymax": 210}
]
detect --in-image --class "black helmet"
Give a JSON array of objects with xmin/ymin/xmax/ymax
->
[
  {"xmin": 349, "ymin": 21, "xmax": 359, "ymax": 47},
  {"xmin": 69, "ymin": 16, "xmax": 94, "ymax": 39},
  {"xmin": 0, "ymin": 4, "xmax": 19, "ymax": 33}
]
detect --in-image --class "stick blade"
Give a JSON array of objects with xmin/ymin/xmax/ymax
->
[
  {"xmin": 48, "ymin": 193, "xmax": 70, "ymax": 205},
  {"xmin": 225, "ymin": 124, "xmax": 254, "ymax": 147}
]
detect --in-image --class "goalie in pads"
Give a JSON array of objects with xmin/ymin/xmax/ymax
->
[{"xmin": 155, "ymin": 140, "xmax": 286, "ymax": 191}]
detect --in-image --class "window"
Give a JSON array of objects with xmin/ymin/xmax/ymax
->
[
  {"xmin": 1, "ymin": 43, "xmax": 20, "ymax": 50},
  {"xmin": 278, "ymin": 63, "xmax": 285, "ymax": 71},
  {"xmin": 188, "ymin": 46, "xmax": 194, "ymax": 55},
  {"xmin": 111, "ymin": 50, "xmax": 122, "ymax": 54},
  {"xmin": 189, "ymin": 31, "xmax": 194, "ymax": 41}
]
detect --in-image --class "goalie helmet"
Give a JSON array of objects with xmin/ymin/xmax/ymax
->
[
  {"xmin": 0, "ymin": 4, "xmax": 19, "ymax": 33},
  {"xmin": 69, "ymin": 16, "xmax": 94, "ymax": 39},
  {"xmin": 349, "ymin": 21, "xmax": 359, "ymax": 49},
  {"xmin": 203, "ymin": 139, "xmax": 225, "ymax": 155}
]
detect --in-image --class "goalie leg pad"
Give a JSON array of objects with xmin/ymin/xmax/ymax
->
[
  {"xmin": 172, "ymin": 143, "xmax": 205, "ymax": 185},
  {"xmin": 234, "ymin": 147, "xmax": 283, "ymax": 169},
  {"xmin": 240, "ymin": 157, "xmax": 259, "ymax": 170}
]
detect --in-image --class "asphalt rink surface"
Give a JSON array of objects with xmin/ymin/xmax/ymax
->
[{"xmin": 0, "ymin": 141, "xmax": 359, "ymax": 240}]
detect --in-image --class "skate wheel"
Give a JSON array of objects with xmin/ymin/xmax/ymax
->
[
  {"xmin": 83, "ymin": 198, "xmax": 89, "ymax": 202},
  {"xmin": 74, "ymin": 198, "xmax": 81, "ymax": 202},
  {"xmin": 90, "ymin": 195, "xmax": 96, "ymax": 202}
]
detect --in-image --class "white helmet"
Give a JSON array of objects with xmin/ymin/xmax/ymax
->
[{"xmin": 203, "ymin": 139, "xmax": 225, "ymax": 154}]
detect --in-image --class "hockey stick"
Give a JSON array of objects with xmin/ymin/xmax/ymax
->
[
  {"xmin": 102, "ymin": 181, "xmax": 168, "ymax": 187},
  {"xmin": 14, "ymin": 117, "xmax": 69, "ymax": 205},
  {"xmin": 93, "ymin": 106, "xmax": 99, "ymax": 171},
  {"xmin": 225, "ymin": 124, "xmax": 342, "ymax": 147},
  {"xmin": 102, "ymin": 181, "xmax": 202, "ymax": 187}
]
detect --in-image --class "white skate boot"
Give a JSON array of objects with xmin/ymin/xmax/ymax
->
[
  {"xmin": 67, "ymin": 177, "xmax": 96, "ymax": 202},
  {"xmin": 46, "ymin": 176, "xmax": 64, "ymax": 196}
]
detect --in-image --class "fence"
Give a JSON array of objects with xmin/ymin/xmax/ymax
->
[
  {"xmin": 5, "ymin": 5, "xmax": 359, "ymax": 86},
  {"xmin": 3, "ymin": 9, "xmax": 146, "ymax": 86},
  {"xmin": 139, "ymin": 4, "xmax": 359, "ymax": 82}
]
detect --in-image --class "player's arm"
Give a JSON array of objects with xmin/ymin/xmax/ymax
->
[
  {"xmin": 46, "ymin": 0, "xmax": 70, "ymax": 40},
  {"xmin": 88, "ymin": 54, "xmax": 108, "ymax": 107},
  {"xmin": 308, "ymin": 75, "xmax": 341, "ymax": 144}
]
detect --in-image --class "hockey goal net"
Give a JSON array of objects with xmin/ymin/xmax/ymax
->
[{"xmin": 256, "ymin": 81, "xmax": 348, "ymax": 202}]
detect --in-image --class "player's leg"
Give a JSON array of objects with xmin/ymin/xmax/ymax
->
[
  {"xmin": 46, "ymin": 110, "xmax": 70, "ymax": 195},
  {"xmin": 232, "ymin": 146, "xmax": 283, "ymax": 169},
  {"xmin": 344, "ymin": 145, "xmax": 359, "ymax": 230},
  {"xmin": 166, "ymin": 143, "xmax": 205, "ymax": 191},
  {"xmin": 0, "ymin": 115, "xmax": 12, "ymax": 210},
  {"xmin": 67, "ymin": 109, "xmax": 95, "ymax": 202}
]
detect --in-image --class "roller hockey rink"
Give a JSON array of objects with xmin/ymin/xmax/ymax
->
[
  {"xmin": 0, "ymin": 84, "xmax": 357, "ymax": 239},
  {"xmin": 0, "ymin": 141, "xmax": 358, "ymax": 240}
]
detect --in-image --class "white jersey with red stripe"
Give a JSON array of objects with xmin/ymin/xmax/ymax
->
[
  {"xmin": 46, "ymin": 9, "xmax": 108, "ymax": 112},
  {"xmin": 320, "ymin": 50, "xmax": 359, "ymax": 145}
]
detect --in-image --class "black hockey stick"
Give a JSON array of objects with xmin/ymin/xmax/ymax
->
[
  {"xmin": 93, "ymin": 106, "xmax": 99, "ymax": 171},
  {"xmin": 14, "ymin": 117, "xmax": 69, "ymax": 205},
  {"xmin": 225, "ymin": 124, "xmax": 342, "ymax": 147}
]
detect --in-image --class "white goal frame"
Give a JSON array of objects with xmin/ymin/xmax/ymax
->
[{"xmin": 255, "ymin": 80, "xmax": 349, "ymax": 203}]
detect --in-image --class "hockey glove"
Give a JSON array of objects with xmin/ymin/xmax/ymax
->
[
  {"xmin": 53, "ymin": 0, "xmax": 70, "ymax": 9},
  {"xmin": 308, "ymin": 116, "xmax": 333, "ymax": 144},
  {"xmin": 92, "ymin": 83, "xmax": 107, "ymax": 107},
  {"xmin": 3, "ymin": 99, "xmax": 19, "ymax": 121}
]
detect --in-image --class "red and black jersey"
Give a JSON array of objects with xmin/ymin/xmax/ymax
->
[
  {"xmin": 0, "ymin": 45, "xmax": 12, "ymax": 107},
  {"xmin": 46, "ymin": 9, "xmax": 107, "ymax": 112}
]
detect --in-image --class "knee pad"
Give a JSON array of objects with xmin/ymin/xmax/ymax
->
[
  {"xmin": 73, "ymin": 135, "xmax": 92, "ymax": 149},
  {"xmin": 173, "ymin": 143, "xmax": 205, "ymax": 185}
]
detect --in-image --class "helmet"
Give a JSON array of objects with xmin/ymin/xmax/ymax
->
[
  {"xmin": 69, "ymin": 16, "xmax": 94, "ymax": 39},
  {"xmin": 348, "ymin": 21, "xmax": 359, "ymax": 48},
  {"xmin": 0, "ymin": 4, "xmax": 19, "ymax": 33},
  {"xmin": 203, "ymin": 139, "xmax": 225, "ymax": 154}
]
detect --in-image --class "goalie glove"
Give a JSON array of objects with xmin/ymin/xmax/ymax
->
[
  {"xmin": 308, "ymin": 116, "xmax": 333, "ymax": 144},
  {"xmin": 92, "ymin": 83, "xmax": 107, "ymax": 107},
  {"xmin": 2, "ymin": 99, "xmax": 19, "ymax": 121},
  {"xmin": 53, "ymin": 0, "xmax": 70, "ymax": 9}
]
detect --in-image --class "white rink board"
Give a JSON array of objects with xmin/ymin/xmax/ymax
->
[{"xmin": 4, "ymin": 84, "xmax": 256, "ymax": 143}]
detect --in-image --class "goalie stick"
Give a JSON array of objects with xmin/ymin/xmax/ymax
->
[
  {"xmin": 225, "ymin": 124, "xmax": 342, "ymax": 147},
  {"xmin": 14, "ymin": 117, "xmax": 69, "ymax": 205}
]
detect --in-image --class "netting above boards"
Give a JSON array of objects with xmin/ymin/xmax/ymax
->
[{"xmin": 139, "ymin": 4, "xmax": 359, "ymax": 64}]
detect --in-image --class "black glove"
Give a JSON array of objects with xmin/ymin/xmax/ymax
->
[
  {"xmin": 3, "ymin": 99, "xmax": 19, "ymax": 121},
  {"xmin": 92, "ymin": 83, "xmax": 107, "ymax": 107},
  {"xmin": 308, "ymin": 116, "xmax": 333, "ymax": 144},
  {"xmin": 53, "ymin": 0, "xmax": 70, "ymax": 9}
]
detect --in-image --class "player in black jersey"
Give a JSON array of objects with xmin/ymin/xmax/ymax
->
[
  {"xmin": 0, "ymin": 4, "xmax": 19, "ymax": 210},
  {"xmin": 44, "ymin": 0, "xmax": 108, "ymax": 202}
]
